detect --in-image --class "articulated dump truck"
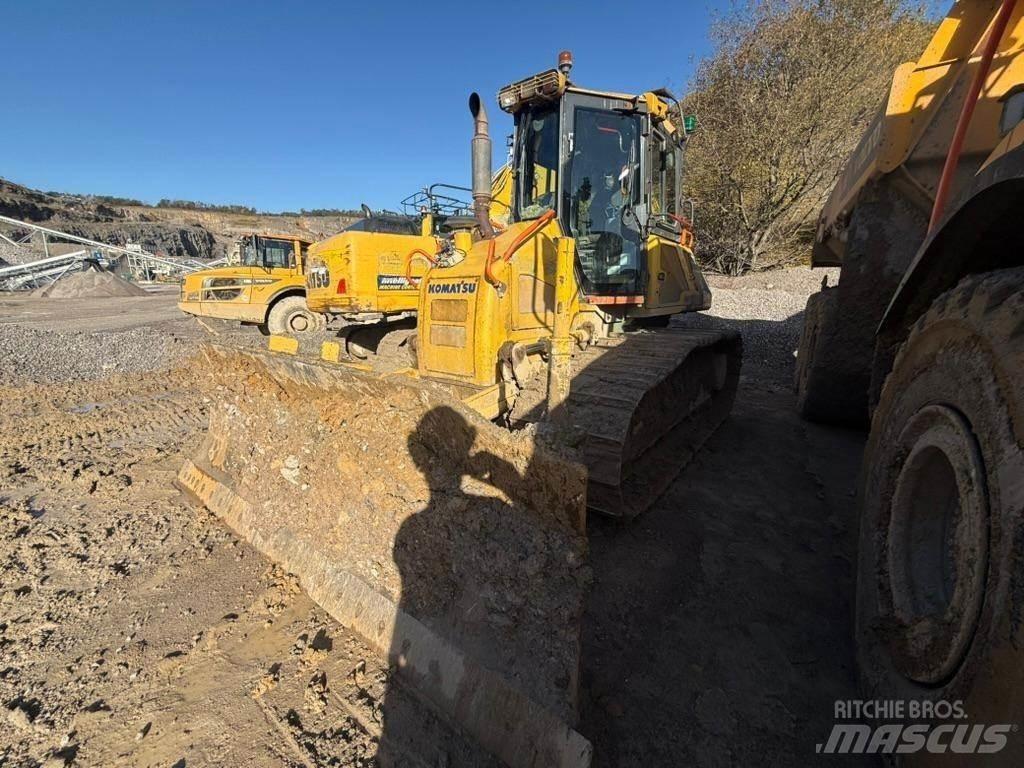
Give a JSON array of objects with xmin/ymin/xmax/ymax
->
[
  {"xmin": 178, "ymin": 233, "xmax": 324, "ymax": 336},
  {"xmin": 177, "ymin": 53, "xmax": 741, "ymax": 767},
  {"xmin": 798, "ymin": 2, "xmax": 1024, "ymax": 760}
]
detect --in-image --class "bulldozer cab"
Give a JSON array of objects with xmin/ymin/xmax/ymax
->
[{"xmin": 503, "ymin": 75, "xmax": 695, "ymax": 309}]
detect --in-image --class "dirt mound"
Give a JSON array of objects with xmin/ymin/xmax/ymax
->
[
  {"xmin": 179, "ymin": 346, "xmax": 592, "ymax": 764},
  {"xmin": 31, "ymin": 267, "xmax": 149, "ymax": 298}
]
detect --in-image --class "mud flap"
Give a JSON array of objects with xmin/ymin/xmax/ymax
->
[{"xmin": 177, "ymin": 345, "xmax": 592, "ymax": 768}]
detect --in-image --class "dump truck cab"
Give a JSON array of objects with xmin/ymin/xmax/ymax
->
[{"xmin": 179, "ymin": 233, "xmax": 319, "ymax": 333}]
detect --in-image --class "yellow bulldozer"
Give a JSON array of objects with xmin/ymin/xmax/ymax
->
[
  {"xmin": 178, "ymin": 53, "xmax": 740, "ymax": 767},
  {"xmin": 796, "ymin": 1, "xmax": 1024, "ymax": 761}
]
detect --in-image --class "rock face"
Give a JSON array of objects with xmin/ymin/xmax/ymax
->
[
  {"xmin": 0, "ymin": 179, "xmax": 227, "ymax": 260},
  {"xmin": 46, "ymin": 218, "xmax": 222, "ymax": 260},
  {"xmin": 0, "ymin": 177, "xmax": 358, "ymax": 262},
  {"xmin": 0, "ymin": 178, "xmax": 64, "ymax": 221}
]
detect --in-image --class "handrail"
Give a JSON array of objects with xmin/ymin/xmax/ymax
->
[
  {"xmin": 483, "ymin": 209, "xmax": 557, "ymax": 292},
  {"xmin": 500, "ymin": 210, "xmax": 557, "ymax": 264},
  {"xmin": 483, "ymin": 239, "xmax": 499, "ymax": 289},
  {"xmin": 404, "ymin": 247, "xmax": 438, "ymax": 287}
]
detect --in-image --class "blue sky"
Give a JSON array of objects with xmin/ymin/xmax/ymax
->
[{"xmin": 2, "ymin": 0, "xmax": 725, "ymax": 212}]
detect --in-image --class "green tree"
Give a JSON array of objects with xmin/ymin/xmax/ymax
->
[{"xmin": 682, "ymin": 0, "xmax": 933, "ymax": 274}]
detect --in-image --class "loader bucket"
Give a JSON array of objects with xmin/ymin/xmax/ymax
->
[{"xmin": 177, "ymin": 345, "xmax": 593, "ymax": 768}]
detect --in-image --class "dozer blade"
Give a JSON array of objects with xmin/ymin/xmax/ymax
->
[
  {"xmin": 566, "ymin": 328, "xmax": 742, "ymax": 518},
  {"xmin": 176, "ymin": 345, "xmax": 593, "ymax": 768}
]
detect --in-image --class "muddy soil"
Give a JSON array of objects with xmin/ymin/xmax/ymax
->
[
  {"xmin": 0, "ymin": 364, "xmax": 498, "ymax": 768},
  {"xmin": 1, "ymin": 274, "xmax": 873, "ymax": 766}
]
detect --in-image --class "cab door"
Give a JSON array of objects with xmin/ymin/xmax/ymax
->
[
  {"xmin": 642, "ymin": 126, "xmax": 709, "ymax": 313},
  {"xmin": 247, "ymin": 236, "xmax": 297, "ymax": 305},
  {"xmin": 559, "ymin": 91, "xmax": 646, "ymax": 300}
]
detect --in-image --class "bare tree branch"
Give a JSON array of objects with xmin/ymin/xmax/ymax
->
[{"xmin": 681, "ymin": 0, "xmax": 932, "ymax": 273}]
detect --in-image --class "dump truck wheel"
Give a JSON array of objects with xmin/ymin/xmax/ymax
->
[
  {"xmin": 265, "ymin": 296, "xmax": 324, "ymax": 336},
  {"xmin": 793, "ymin": 286, "xmax": 854, "ymax": 423},
  {"xmin": 856, "ymin": 268, "xmax": 1024, "ymax": 722}
]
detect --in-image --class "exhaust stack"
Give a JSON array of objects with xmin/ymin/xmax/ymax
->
[{"xmin": 469, "ymin": 92, "xmax": 495, "ymax": 239}]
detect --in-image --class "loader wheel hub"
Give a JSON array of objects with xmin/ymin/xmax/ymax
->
[
  {"xmin": 885, "ymin": 404, "xmax": 988, "ymax": 685},
  {"xmin": 288, "ymin": 313, "xmax": 311, "ymax": 333}
]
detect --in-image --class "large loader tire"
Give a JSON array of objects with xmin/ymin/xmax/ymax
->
[
  {"xmin": 856, "ymin": 268, "xmax": 1024, "ymax": 756},
  {"xmin": 794, "ymin": 286, "xmax": 840, "ymax": 419},
  {"xmin": 794, "ymin": 285, "xmax": 867, "ymax": 425},
  {"xmin": 798, "ymin": 179, "xmax": 930, "ymax": 427},
  {"xmin": 264, "ymin": 295, "xmax": 325, "ymax": 336}
]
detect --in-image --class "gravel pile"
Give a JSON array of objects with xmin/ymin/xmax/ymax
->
[
  {"xmin": 0, "ymin": 325, "xmax": 195, "ymax": 385},
  {"xmin": 679, "ymin": 266, "xmax": 839, "ymax": 382},
  {"xmin": 31, "ymin": 267, "xmax": 149, "ymax": 298},
  {"xmin": 706, "ymin": 265, "xmax": 840, "ymax": 294},
  {"xmin": 0, "ymin": 265, "xmax": 835, "ymax": 387}
]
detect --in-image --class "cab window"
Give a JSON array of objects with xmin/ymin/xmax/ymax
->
[
  {"xmin": 261, "ymin": 238, "xmax": 295, "ymax": 269},
  {"xmin": 566, "ymin": 107, "xmax": 642, "ymax": 295},
  {"xmin": 650, "ymin": 128, "xmax": 679, "ymax": 216},
  {"xmin": 241, "ymin": 240, "xmax": 259, "ymax": 266},
  {"xmin": 517, "ymin": 106, "xmax": 560, "ymax": 219}
]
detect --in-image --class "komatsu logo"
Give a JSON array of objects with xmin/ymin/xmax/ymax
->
[{"xmin": 428, "ymin": 281, "xmax": 477, "ymax": 295}]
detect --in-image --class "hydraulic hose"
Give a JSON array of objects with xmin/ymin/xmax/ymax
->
[
  {"xmin": 929, "ymin": 0, "xmax": 1016, "ymax": 233},
  {"xmin": 405, "ymin": 247, "xmax": 438, "ymax": 287},
  {"xmin": 483, "ymin": 209, "xmax": 557, "ymax": 293}
]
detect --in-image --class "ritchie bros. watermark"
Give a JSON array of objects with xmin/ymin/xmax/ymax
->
[{"xmin": 817, "ymin": 700, "xmax": 1018, "ymax": 756}]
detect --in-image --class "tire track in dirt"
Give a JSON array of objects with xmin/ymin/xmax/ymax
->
[{"xmin": 0, "ymin": 358, "xmax": 495, "ymax": 767}]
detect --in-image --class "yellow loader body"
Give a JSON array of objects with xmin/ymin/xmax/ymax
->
[
  {"xmin": 305, "ymin": 167, "xmax": 514, "ymax": 321},
  {"xmin": 304, "ymin": 229, "xmax": 436, "ymax": 318}
]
